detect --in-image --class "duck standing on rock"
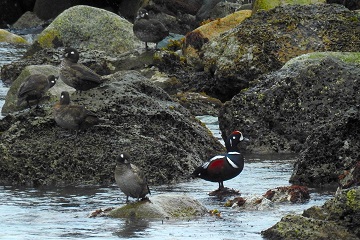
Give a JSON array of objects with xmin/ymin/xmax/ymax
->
[
  {"xmin": 133, "ymin": 8, "xmax": 169, "ymax": 50},
  {"xmin": 115, "ymin": 152, "xmax": 150, "ymax": 202},
  {"xmin": 53, "ymin": 91, "xmax": 100, "ymax": 135},
  {"xmin": 191, "ymin": 131, "xmax": 248, "ymax": 193},
  {"xmin": 17, "ymin": 74, "xmax": 57, "ymax": 109},
  {"xmin": 59, "ymin": 47, "xmax": 103, "ymax": 94}
]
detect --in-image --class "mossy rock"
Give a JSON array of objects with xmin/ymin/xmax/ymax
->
[
  {"xmin": 0, "ymin": 29, "xmax": 28, "ymax": 44},
  {"xmin": 35, "ymin": 5, "xmax": 142, "ymax": 55},
  {"xmin": 108, "ymin": 194, "xmax": 207, "ymax": 219},
  {"xmin": 253, "ymin": 0, "xmax": 326, "ymax": 13},
  {"xmin": 1, "ymin": 65, "xmax": 73, "ymax": 114}
]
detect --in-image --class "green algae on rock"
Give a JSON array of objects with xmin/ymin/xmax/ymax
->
[
  {"xmin": 35, "ymin": 5, "xmax": 142, "ymax": 55},
  {"xmin": 108, "ymin": 194, "xmax": 207, "ymax": 219},
  {"xmin": 252, "ymin": 0, "xmax": 326, "ymax": 13},
  {"xmin": 262, "ymin": 187, "xmax": 360, "ymax": 239}
]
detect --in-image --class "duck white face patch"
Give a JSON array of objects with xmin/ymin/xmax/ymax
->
[
  {"xmin": 70, "ymin": 51, "xmax": 75, "ymax": 55},
  {"xmin": 120, "ymin": 154, "xmax": 124, "ymax": 158},
  {"xmin": 227, "ymin": 157, "xmax": 239, "ymax": 168}
]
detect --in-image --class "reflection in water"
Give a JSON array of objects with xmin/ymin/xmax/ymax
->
[{"xmin": 114, "ymin": 218, "xmax": 150, "ymax": 238}]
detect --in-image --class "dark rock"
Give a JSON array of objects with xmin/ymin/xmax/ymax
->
[
  {"xmin": 290, "ymin": 108, "xmax": 360, "ymax": 187},
  {"xmin": 0, "ymin": 0, "xmax": 24, "ymax": 27},
  {"xmin": 327, "ymin": 0, "xmax": 360, "ymax": 10},
  {"xmin": 0, "ymin": 70, "xmax": 224, "ymax": 187},
  {"xmin": 33, "ymin": 0, "xmax": 76, "ymax": 20},
  {"xmin": 219, "ymin": 53, "xmax": 360, "ymax": 154}
]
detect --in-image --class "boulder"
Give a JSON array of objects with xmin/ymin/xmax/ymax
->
[
  {"xmin": 108, "ymin": 194, "xmax": 207, "ymax": 218},
  {"xmin": 253, "ymin": 0, "xmax": 326, "ymax": 13},
  {"xmin": 219, "ymin": 52, "xmax": 360, "ymax": 154},
  {"xmin": 0, "ymin": 70, "xmax": 224, "ymax": 186},
  {"xmin": 33, "ymin": 5, "xmax": 142, "ymax": 55},
  {"xmin": 184, "ymin": 10, "xmax": 252, "ymax": 67},
  {"xmin": 1, "ymin": 64, "xmax": 73, "ymax": 114},
  {"xmin": 33, "ymin": 0, "xmax": 75, "ymax": 20},
  {"xmin": 0, "ymin": 0, "xmax": 24, "ymax": 27},
  {"xmin": 0, "ymin": 29, "xmax": 28, "ymax": 44},
  {"xmin": 12, "ymin": 11, "xmax": 45, "ymax": 29},
  {"xmin": 262, "ymin": 187, "xmax": 360, "ymax": 239},
  {"xmin": 200, "ymin": 4, "xmax": 360, "ymax": 101}
]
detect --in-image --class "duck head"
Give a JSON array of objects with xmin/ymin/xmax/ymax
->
[{"xmin": 64, "ymin": 47, "xmax": 80, "ymax": 63}]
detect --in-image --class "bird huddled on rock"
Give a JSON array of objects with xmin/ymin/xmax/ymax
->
[
  {"xmin": 17, "ymin": 74, "xmax": 57, "ymax": 109},
  {"xmin": 53, "ymin": 91, "xmax": 100, "ymax": 135},
  {"xmin": 59, "ymin": 47, "xmax": 103, "ymax": 93},
  {"xmin": 191, "ymin": 130, "xmax": 248, "ymax": 192},
  {"xmin": 114, "ymin": 152, "xmax": 150, "ymax": 202},
  {"xmin": 133, "ymin": 8, "xmax": 169, "ymax": 50}
]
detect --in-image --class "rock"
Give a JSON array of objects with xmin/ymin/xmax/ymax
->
[
  {"xmin": 253, "ymin": 0, "xmax": 326, "ymax": 13},
  {"xmin": 33, "ymin": 0, "xmax": 75, "ymax": 20},
  {"xmin": 289, "ymin": 107, "xmax": 360, "ymax": 187},
  {"xmin": 262, "ymin": 187, "xmax": 360, "ymax": 239},
  {"xmin": 12, "ymin": 11, "xmax": 45, "ymax": 29},
  {"xmin": 0, "ymin": 29, "xmax": 28, "ymax": 44},
  {"xmin": 0, "ymin": 70, "xmax": 224, "ymax": 186},
  {"xmin": 219, "ymin": 52, "xmax": 360, "ymax": 154},
  {"xmin": 201, "ymin": 4, "xmax": 360, "ymax": 101},
  {"xmin": 264, "ymin": 185, "xmax": 310, "ymax": 203},
  {"xmin": 184, "ymin": 10, "xmax": 252, "ymax": 67},
  {"xmin": 33, "ymin": 5, "xmax": 142, "ymax": 55},
  {"xmin": 327, "ymin": 0, "xmax": 360, "ymax": 10},
  {"xmin": 209, "ymin": 1, "xmax": 245, "ymax": 19},
  {"xmin": 196, "ymin": 0, "xmax": 222, "ymax": 21},
  {"xmin": 108, "ymin": 194, "xmax": 207, "ymax": 218},
  {"xmin": 1, "ymin": 64, "xmax": 72, "ymax": 114},
  {"xmin": 173, "ymin": 91, "xmax": 223, "ymax": 116}
]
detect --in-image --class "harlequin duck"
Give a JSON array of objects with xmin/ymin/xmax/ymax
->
[
  {"xmin": 53, "ymin": 91, "xmax": 100, "ymax": 135},
  {"xmin": 17, "ymin": 74, "xmax": 57, "ymax": 109},
  {"xmin": 114, "ymin": 152, "xmax": 150, "ymax": 202},
  {"xmin": 59, "ymin": 47, "xmax": 103, "ymax": 93},
  {"xmin": 191, "ymin": 131, "xmax": 248, "ymax": 190},
  {"xmin": 133, "ymin": 8, "xmax": 169, "ymax": 50}
]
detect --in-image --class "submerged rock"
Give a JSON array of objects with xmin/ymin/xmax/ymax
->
[
  {"xmin": 262, "ymin": 187, "xmax": 360, "ymax": 239},
  {"xmin": 108, "ymin": 194, "xmax": 207, "ymax": 219},
  {"xmin": 0, "ymin": 70, "xmax": 224, "ymax": 186}
]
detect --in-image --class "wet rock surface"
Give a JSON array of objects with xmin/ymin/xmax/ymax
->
[
  {"xmin": 108, "ymin": 194, "xmax": 207, "ymax": 219},
  {"xmin": 0, "ymin": 70, "xmax": 224, "ymax": 187},
  {"xmin": 262, "ymin": 187, "xmax": 360, "ymax": 239}
]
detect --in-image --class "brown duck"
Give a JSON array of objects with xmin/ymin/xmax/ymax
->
[
  {"xmin": 53, "ymin": 91, "xmax": 100, "ymax": 135},
  {"xmin": 17, "ymin": 74, "xmax": 57, "ymax": 109},
  {"xmin": 59, "ymin": 47, "xmax": 103, "ymax": 93}
]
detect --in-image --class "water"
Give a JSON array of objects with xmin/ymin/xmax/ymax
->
[{"xmin": 0, "ymin": 43, "xmax": 334, "ymax": 240}]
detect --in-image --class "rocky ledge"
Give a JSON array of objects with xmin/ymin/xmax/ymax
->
[{"xmin": 0, "ymin": 70, "xmax": 224, "ymax": 187}]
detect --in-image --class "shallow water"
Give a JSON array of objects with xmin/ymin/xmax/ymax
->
[{"xmin": 0, "ymin": 44, "xmax": 335, "ymax": 240}]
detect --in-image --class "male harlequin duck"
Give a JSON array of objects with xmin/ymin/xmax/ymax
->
[
  {"xmin": 59, "ymin": 47, "xmax": 103, "ymax": 93},
  {"xmin": 192, "ymin": 131, "xmax": 248, "ymax": 190},
  {"xmin": 53, "ymin": 91, "xmax": 100, "ymax": 135},
  {"xmin": 114, "ymin": 152, "xmax": 150, "ymax": 202},
  {"xmin": 17, "ymin": 74, "xmax": 57, "ymax": 109},
  {"xmin": 133, "ymin": 8, "xmax": 169, "ymax": 50}
]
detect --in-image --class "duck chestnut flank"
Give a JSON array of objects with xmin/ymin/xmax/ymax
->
[
  {"xmin": 191, "ymin": 131, "xmax": 248, "ymax": 190},
  {"xmin": 133, "ymin": 8, "xmax": 169, "ymax": 50},
  {"xmin": 17, "ymin": 74, "xmax": 57, "ymax": 109},
  {"xmin": 115, "ymin": 152, "xmax": 150, "ymax": 202},
  {"xmin": 53, "ymin": 91, "xmax": 100, "ymax": 135},
  {"xmin": 59, "ymin": 47, "xmax": 103, "ymax": 93}
]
